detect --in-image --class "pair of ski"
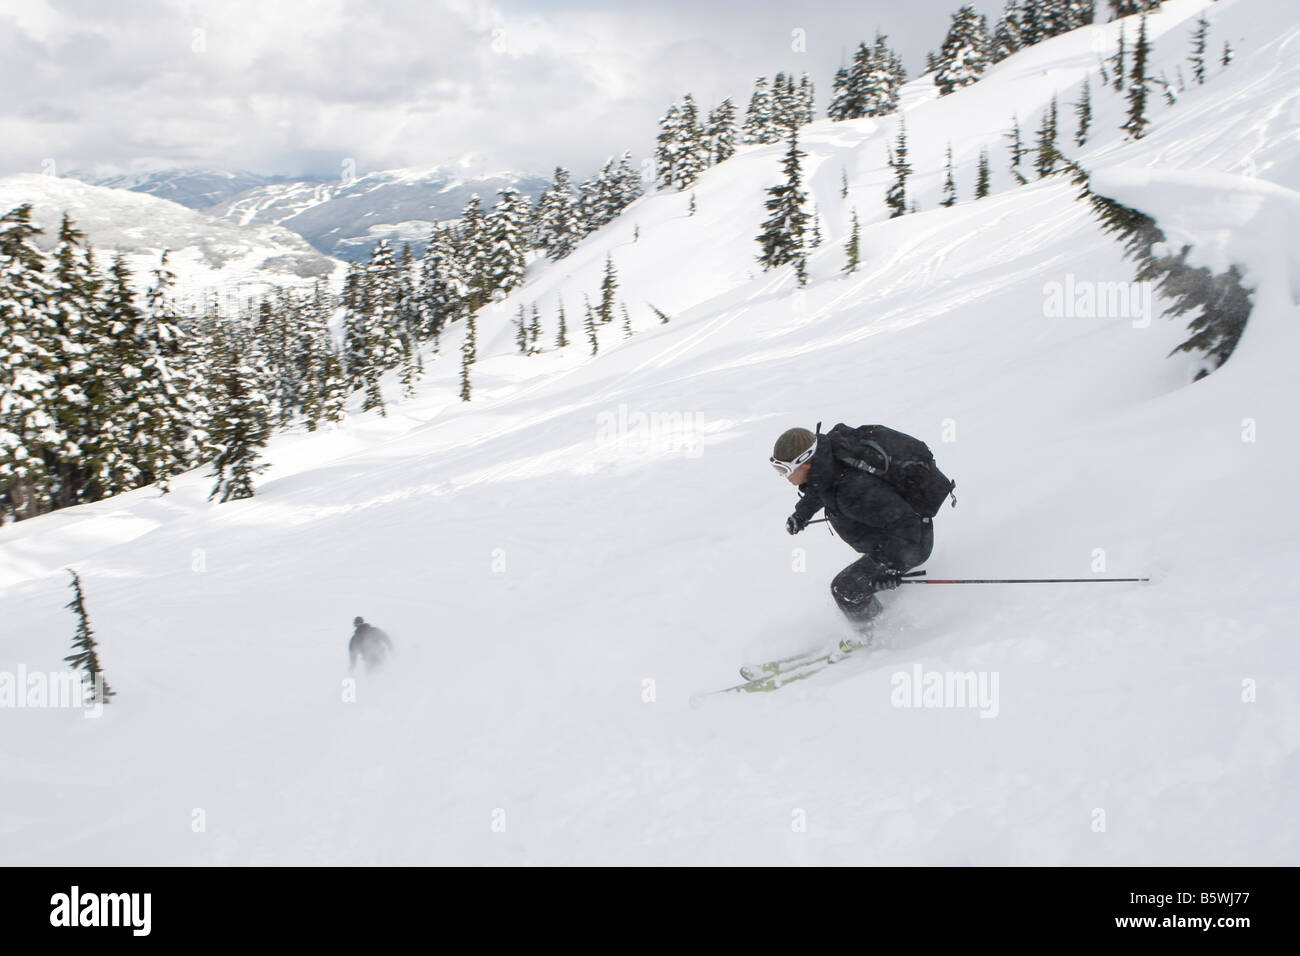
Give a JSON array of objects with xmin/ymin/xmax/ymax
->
[{"xmin": 698, "ymin": 636, "xmax": 883, "ymax": 700}]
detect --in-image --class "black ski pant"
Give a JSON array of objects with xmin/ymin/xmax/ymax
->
[{"xmin": 831, "ymin": 521, "xmax": 933, "ymax": 627}]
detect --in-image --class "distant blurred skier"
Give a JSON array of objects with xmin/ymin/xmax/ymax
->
[
  {"xmin": 772, "ymin": 422, "xmax": 955, "ymax": 646},
  {"xmin": 349, "ymin": 616, "xmax": 394, "ymax": 672}
]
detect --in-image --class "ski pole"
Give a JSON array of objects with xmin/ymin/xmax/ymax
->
[{"xmin": 901, "ymin": 575, "xmax": 1149, "ymax": 584}]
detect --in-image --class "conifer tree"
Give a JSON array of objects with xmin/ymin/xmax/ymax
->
[
  {"xmin": 555, "ymin": 300, "xmax": 569, "ymax": 349},
  {"xmin": 0, "ymin": 204, "xmax": 60, "ymax": 521},
  {"xmin": 1221, "ymin": 41, "xmax": 1232, "ymax": 68},
  {"xmin": 534, "ymin": 167, "xmax": 584, "ymax": 261},
  {"xmin": 1122, "ymin": 15, "xmax": 1152, "ymax": 139},
  {"xmin": 257, "ymin": 293, "xmax": 297, "ymax": 427},
  {"xmin": 648, "ymin": 303, "xmax": 671, "ymax": 324},
  {"xmin": 418, "ymin": 228, "xmax": 466, "ymax": 337},
  {"xmin": 975, "ymin": 148, "xmax": 992, "ymax": 198},
  {"xmin": 797, "ymin": 74, "xmax": 816, "ymax": 125},
  {"xmin": 742, "ymin": 76, "xmax": 776, "ymax": 143},
  {"xmin": 1189, "ymin": 15, "xmax": 1209, "ymax": 85},
  {"xmin": 598, "ymin": 255, "xmax": 618, "ymax": 324},
  {"xmin": 935, "ymin": 5, "xmax": 992, "ymax": 96},
  {"xmin": 515, "ymin": 303, "xmax": 529, "ymax": 354},
  {"xmin": 991, "ymin": 2, "xmax": 1024, "ymax": 62},
  {"xmin": 528, "ymin": 304, "xmax": 542, "ymax": 353},
  {"xmin": 1006, "ymin": 115, "xmax": 1028, "ymax": 184},
  {"xmin": 755, "ymin": 126, "xmax": 810, "ymax": 280},
  {"xmin": 457, "ymin": 197, "xmax": 490, "ymax": 313},
  {"xmin": 689, "ymin": 193, "xmax": 697, "ymax": 216},
  {"xmin": 1035, "ymin": 96, "xmax": 1061, "ymax": 177},
  {"xmin": 614, "ymin": 152, "xmax": 644, "ymax": 210},
  {"xmin": 840, "ymin": 167, "xmax": 849, "ymax": 199},
  {"xmin": 583, "ymin": 295, "xmax": 599, "ymax": 356},
  {"xmin": 705, "ymin": 98, "xmax": 738, "ymax": 165},
  {"xmin": 340, "ymin": 261, "xmax": 370, "ymax": 390},
  {"xmin": 206, "ymin": 328, "xmax": 271, "ymax": 503},
  {"xmin": 885, "ymin": 119, "xmax": 911, "ymax": 218},
  {"xmin": 621, "ymin": 304, "xmax": 633, "ymax": 339},
  {"xmin": 487, "ymin": 187, "xmax": 530, "ymax": 300},
  {"xmin": 827, "ymin": 66, "xmax": 852, "ymax": 121},
  {"xmin": 942, "ymin": 144, "xmax": 958, "ymax": 206},
  {"xmin": 1112, "ymin": 24, "xmax": 1127, "ymax": 92},
  {"xmin": 810, "ymin": 207, "xmax": 822, "ymax": 248},
  {"xmin": 45, "ymin": 214, "xmax": 102, "ymax": 508},
  {"xmin": 1074, "ymin": 78, "xmax": 1093, "ymax": 146},
  {"xmin": 674, "ymin": 94, "xmax": 708, "ymax": 186},
  {"xmin": 123, "ymin": 250, "xmax": 197, "ymax": 491},
  {"xmin": 459, "ymin": 312, "xmax": 476, "ymax": 401},
  {"xmin": 843, "ymin": 208, "xmax": 861, "ymax": 274},
  {"xmin": 64, "ymin": 569, "xmax": 114, "ymax": 704}
]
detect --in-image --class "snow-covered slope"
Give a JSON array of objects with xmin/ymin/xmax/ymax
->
[
  {"xmin": 0, "ymin": 173, "xmax": 345, "ymax": 305},
  {"xmin": 2, "ymin": 0, "xmax": 1297, "ymax": 865}
]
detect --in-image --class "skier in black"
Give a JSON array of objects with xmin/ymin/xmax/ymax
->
[
  {"xmin": 349, "ymin": 616, "xmax": 394, "ymax": 672},
  {"xmin": 772, "ymin": 425, "xmax": 935, "ymax": 639}
]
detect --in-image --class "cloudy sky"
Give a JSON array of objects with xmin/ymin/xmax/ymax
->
[{"xmin": 0, "ymin": 0, "xmax": 1007, "ymax": 183}]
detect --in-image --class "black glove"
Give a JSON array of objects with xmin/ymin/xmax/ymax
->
[
  {"xmin": 786, "ymin": 513, "xmax": 807, "ymax": 535},
  {"xmin": 874, "ymin": 571, "xmax": 902, "ymax": 591}
]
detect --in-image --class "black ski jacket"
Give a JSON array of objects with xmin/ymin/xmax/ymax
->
[{"xmin": 791, "ymin": 424, "xmax": 932, "ymax": 569}]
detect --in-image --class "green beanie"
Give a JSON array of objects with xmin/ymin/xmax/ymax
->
[{"xmin": 772, "ymin": 427, "xmax": 816, "ymax": 463}]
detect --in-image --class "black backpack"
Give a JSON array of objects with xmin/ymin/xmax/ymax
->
[{"xmin": 821, "ymin": 422, "xmax": 957, "ymax": 519}]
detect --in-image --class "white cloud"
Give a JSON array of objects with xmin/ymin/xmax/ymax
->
[{"xmin": 0, "ymin": 0, "xmax": 1007, "ymax": 182}]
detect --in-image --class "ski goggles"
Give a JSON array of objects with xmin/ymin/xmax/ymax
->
[{"xmin": 770, "ymin": 440, "xmax": 817, "ymax": 477}]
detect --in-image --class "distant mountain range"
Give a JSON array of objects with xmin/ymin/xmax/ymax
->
[
  {"xmin": 0, "ymin": 173, "xmax": 346, "ymax": 308},
  {"xmin": 75, "ymin": 165, "xmax": 552, "ymax": 261}
]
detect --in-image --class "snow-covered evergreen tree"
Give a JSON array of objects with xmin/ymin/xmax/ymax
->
[
  {"xmin": 206, "ymin": 326, "xmax": 271, "ymax": 503},
  {"xmin": 705, "ymin": 99, "xmax": 737, "ymax": 165},
  {"xmin": 418, "ymin": 227, "xmax": 466, "ymax": 338},
  {"xmin": 1035, "ymin": 96, "xmax": 1061, "ymax": 177},
  {"xmin": 797, "ymin": 74, "xmax": 815, "ymax": 126},
  {"xmin": 827, "ymin": 66, "xmax": 853, "ymax": 121},
  {"xmin": 975, "ymin": 148, "xmax": 992, "ymax": 198},
  {"xmin": 755, "ymin": 126, "xmax": 809, "ymax": 283},
  {"xmin": 44, "ymin": 214, "xmax": 103, "ymax": 509},
  {"xmin": 621, "ymin": 304, "xmax": 632, "ymax": 339},
  {"xmin": 835, "ymin": 33, "xmax": 907, "ymax": 119},
  {"xmin": 991, "ymin": 2, "xmax": 1024, "ymax": 62},
  {"xmin": 942, "ymin": 144, "xmax": 958, "ymax": 206},
  {"xmin": 555, "ymin": 300, "xmax": 569, "ymax": 349},
  {"xmin": 613, "ymin": 152, "xmax": 644, "ymax": 209},
  {"xmin": 1122, "ymin": 15, "xmax": 1152, "ymax": 139},
  {"xmin": 656, "ymin": 96, "xmax": 708, "ymax": 190},
  {"xmin": 597, "ymin": 254, "xmax": 618, "ymax": 324},
  {"xmin": 1006, "ymin": 115, "xmax": 1028, "ymax": 184},
  {"xmin": 742, "ymin": 77, "xmax": 776, "ymax": 143},
  {"xmin": 0, "ymin": 204, "xmax": 60, "ymax": 521},
  {"xmin": 486, "ymin": 187, "xmax": 530, "ymax": 301},
  {"xmin": 935, "ymin": 5, "xmax": 992, "ymax": 96},
  {"xmin": 528, "ymin": 303, "xmax": 542, "ymax": 353},
  {"xmin": 457, "ymin": 197, "xmax": 490, "ymax": 313},
  {"xmin": 123, "ymin": 250, "xmax": 197, "ymax": 492},
  {"xmin": 459, "ymin": 312, "xmax": 476, "ymax": 401},
  {"xmin": 885, "ymin": 119, "xmax": 912, "ymax": 218},
  {"xmin": 843, "ymin": 208, "xmax": 861, "ymax": 274},
  {"xmin": 1074, "ymin": 78, "xmax": 1093, "ymax": 146},
  {"xmin": 583, "ymin": 294, "xmax": 598, "ymax": 356},
  {"xmin": 1112, "ymin": 24, "xmax": 1127, "ymax": 91},
  {"xmin": 1189, "ymin": 15, "xmax": 1209, "ymax": 85},
  {"xmin": 64, "ymin": 569, "xmax": 114, "ymax": 704}
]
